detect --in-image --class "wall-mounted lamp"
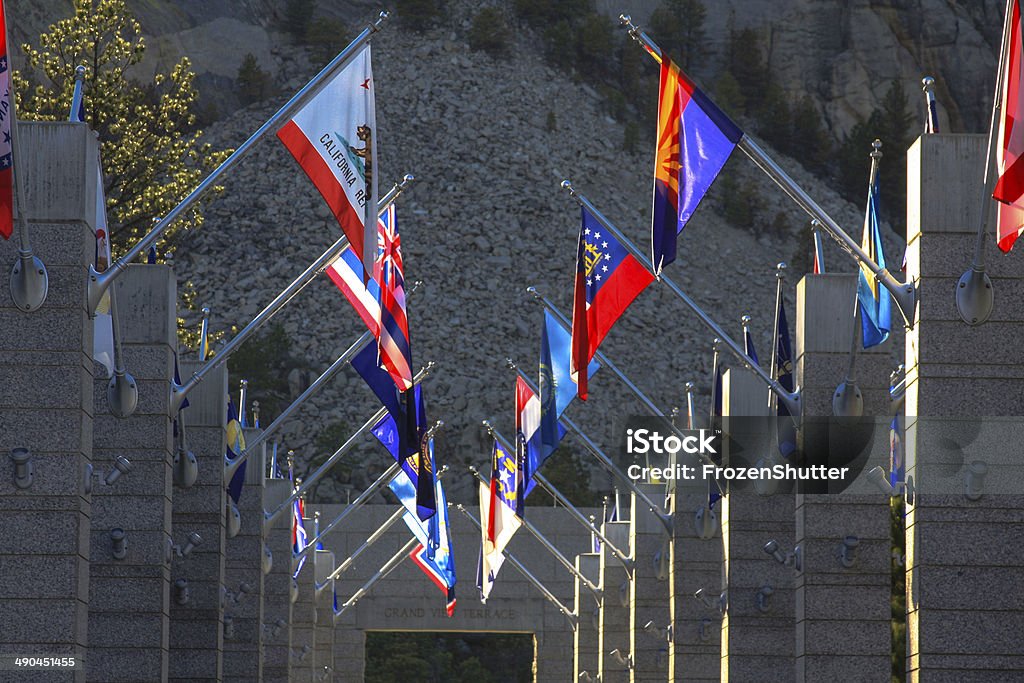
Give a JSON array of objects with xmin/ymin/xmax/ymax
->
[
  {"xmin": 167, "ymin": 531, "xmax": 202, "ymax": 562},
  {"xmin": 653, "ymin": 546, "xmax": 669, "ymax": 581},
  {"xmin": 756, "ymin": 584, "xmax": 774, "ymax": 613},
  {"xmin": 763, "ymin": 540, "xmax": 802, "ymax": 572},
  {"xmin": 85, "ymin": 456, "xmax": 133, "ymax": 494},
  {"xmin": 578, "ymin": 672, "xmax": 597, "ymax": 683},
  {"xmin": 699, "ymin": 617, "xmax": 714, "ymax": 641},
  {"xmin": 10, "ymin": 448, "xmax": 32, "ymax": 489},
  {"xmin": 290, "ymin": 577, "xmax": 299, "ymax": 604},
  {"xmin": 643, "ymin": 620, "xmax": 673, "ymax": 643},
  {"xmin": 694, "ymin": 588, "xmax": 727, "ymax": 614},
  {"xmin": 263, "ymin": 543, "xmax": 273, "ymax": 575},
  {"xmin": 174, "ymin": 579, "xmax": 190, "ymax": 605},
  {"xmin": 110, "ymin": 528, "xmax": 127, "ymax": 560},
  {"xmin": 223, "ymin": 616, "xmax": 235, "ymax": 640},
  {"xmin": 226, "ymin": 500, "xmax": 241, "ymax": 538},
  {"xmin": 836, "ymin": 535, "xmax": 860, "ymax": 569},
  {"xmin": 866, "ymin": 466, "xmax": 914, "ymax": 504},
  {"xmin": 694, "ymin": 502, "xmax": 718, "ymax": 540},
  {"xmin": 173, "ymin": 447, "xmax": 198, "ymax": 489},
  {"xmin": 964, "ymin": 460, "xmax": 988, "ymax": 501},
  {"xmin": 609, "ymin": 649, "xmax": 633, "ymax": 670}
]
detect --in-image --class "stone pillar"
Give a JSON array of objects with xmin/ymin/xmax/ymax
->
[
  {"xmin": 668, "ymin": 472, "xmax": 723, "ymax": 682},
  {"xmin": 573, "ymin": 552, "xmax": 600, "ymax": 681},
  {"xmin": 630, "ymin": 483, "xmax": 671, "ymax": 681},
  {"xmin": 168, "ymin": 361, "xmax": 227, "ymax": 682},
  {"xmin": 88, "ymin": 265, "xmax": 176, "ymax": 682},
  {"xmin": 904, "ymin": 134, "xmax": 1024, "ymax": 679},
  {"xmin": 719, "ymin": 369, "xmax": 793, "ymax": 682},
  {"xmin": 535, "ymin": 601, "xmax": 577, "ymax": 683},
  {"xmin": 793, "ymin": 274, "xmax": 892, "ymax": 682},
  {"xmin": 289, "ymin": 521, "xmax": 316, "ymax": 683},
  {"xmin": 313, "ymin": 548, "xmax": 336, "ymax": 682},
  {"xmin": 261, "ymin": 478, "xmax": 292, "ymax": 683},
  {"xmin": 0, "ymin": 123, "xmax": 99, "ymax": 683},
  {"xmin": 598, "ymin": 520, "xmax": 632, "ymax": 683},
  {"xmin": 222, "ymin": 436, "xmax": 265, "ymax": 683},
  {"xmin": 332, "ymin": 612, "xmax": 364, "ymax": 682}
]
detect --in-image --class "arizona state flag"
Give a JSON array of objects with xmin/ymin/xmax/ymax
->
[
  {"xmin": 652, "ymin": 58, "xmax": 742, "ymax": 272},
  {"xmin": 278, "ymin": 44, "xmax": 378, "ymax": 278},
  {"xmin": 571, "ymin": 207, "xmax": 654, "ymax": 400}
]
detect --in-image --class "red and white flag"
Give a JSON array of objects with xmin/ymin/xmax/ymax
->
[
  {"xmin": 993, "ymin": 0, "xmax": 1024, "ymax": 251},
  {"xmin": 278, "ymin": 44, "xmax": 377, "ymax": 276},
  {"xmin": 0, "ymin": 1, "xmax": 13, "ymax": 240}
]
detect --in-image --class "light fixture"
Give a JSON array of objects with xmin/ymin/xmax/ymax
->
[
  {"xmin": 9, "ymin": 448, "xmax": 32, "ymax": 489},
  {"xmin": 694, "ymin": 588, "xmax": 727, "ymax": 614},
  {"xmin": 226, "ymin": 500, "xmax": 241, "ymax": 538},
  {"xmin": 85, "ymin": 456, "xmax": 133, "ymax": 494},
  {"xmin": 866, "ymin": 466, "xmax": 914, "ymax": 504},
  {"xmin": 263, "ymin": 544, "xmax": 273, "ymax": 575},
  {"xmin": 763, "ymin": 540, "xmax": 802, "ymax": 572},
  {"xmin": 167, "ymin": 531, "xmax": 202, "ymax": 561},
  {"xmin": 694, "ymin": 502, "xmax": 718, "ymax": 540},
  {"xmin": 110, "ymin": 528, "xmax": 127, "ymax": 560},
  {"xmin": 609, "ymin": 649, "xmax": 633, "ymax": 670},
  {"xmin": 173, "ymin": 447, "xmax": 198, "ymax": 489},
  {"xmin": 756, "ymin": 584, "xmax": 774, "ymax": 613},
  {"xmin": 836, "ymin": 535, "xmax": 859, "ymax": 569},
  {"xmin": 174, "ymin": 579, "xmax": 190, "ymax": 605},
  {"xmin": 964, "ymin": 460, "xmax": 988, "ymax": 501}
]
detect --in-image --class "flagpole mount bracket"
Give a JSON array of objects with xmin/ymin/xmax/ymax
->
[
  {"xmin": 107, "ymin": 370, "xmax": 139, "ymax": 419},
  {"xmin": 832, "ymin": 379, "xmax": 863, "ymax": 418},
  {"xmin": 10, "ymin": 250, "xmax": 48, "ymax": 312},
  {"xmin": 955, "ymin": 267, "xmax": 993, "ymax": 326}
]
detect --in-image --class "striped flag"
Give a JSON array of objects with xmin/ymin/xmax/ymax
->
[
  {"xmin": 278, "ymin": 44, "xmax": 378, "ymax": 279},
  {"xmin": 374, "ymin": 205, "xmax": 412, "ymax": 391},
  {"xmin": 994, "ymin": 0, "xmax": 1024, "ymax": 252},
  {"xmin": 292, "ymin": 497, "xmax": 308, "ymax": 578}
]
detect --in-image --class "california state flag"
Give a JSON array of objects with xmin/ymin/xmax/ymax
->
[
  {"xmin": 278, "ymin": 44, "xmax": 378, "ymax": 277},
  {"xmin": 0, "ymin": 0, "xmax": 13, "ymax": 241},
  {"xmin": 993, "ymin": 0, "xmax": 1024, "ymax": 251}
]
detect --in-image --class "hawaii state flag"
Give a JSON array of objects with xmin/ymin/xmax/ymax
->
[
  {"xmin": 571, "ymin": 207, "xmax": 654, "ymax": 400},
  {"xmin": 0, "ymin": 3, "xmax": 13, "ymax": 241},
  {"xmin": 292, "ymin": 497, "xmax": 308, "ymax": 578},
  {"xmin": 652, "ymin": 58, "xmax": 742, "ymax": 272},
  {"xmin": 374, "ymin": 204, "xmax": 413, "ymax": 391},
  {"xmin": 994, "ymin": 0, "xmax": 1024, "ymax": 252},
  {"xmin": 278, "ymin": 44, "xmax": 378, "ymax": 278}
]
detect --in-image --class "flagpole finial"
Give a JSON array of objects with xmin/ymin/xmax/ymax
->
[
  {"xmin": 410, "ymin": 280, "xmax": 423, "ymax": 293},
  {"xmin": 505, "ymin": 357, "xmax": 518, "ymax": 370},
  {"xmin": 922, "ymin": 76, "xmax": 935, "ymax": 91},
  {"xmin": 712, "ymin": 338, "xmax": 721, "ymax": 352},
  {"xmin": 526, "ymin": 285, "xmax": 541, "ymax": 300},
  {"xmin": 399, "ymin": 173, "xmax": 414, "ymax": 187},
  {"xmin": 776, "ymin": 262, "xmax": 787, "ymax": 281},
  {"xmin": 871, "ymin": 139, "xmax": 883, "ymax": 158},
  {"xmin": 468, "ymin": 464, "xmax": 478, "ymax": 476},
  {"xmin": 560, "ymin": 179, "xmax": 576, "ymax": 196},
  {"xmin": 201, "ymin": 306, "xmax": 210, "ymax": 317},
  {"xmin": 373, "ymin": 10, "xmax": 390, "ymax": 28},
  {"xmin": 685, "ymin": 381, "xmax": 695, "ymax": 395},
  {"xmin": 75, "ymin": 64, "xmax": 86, "ymax": 79},
  {"xmin": 740, "ymin": 315, "xmax": 751, "ymax": 328}
]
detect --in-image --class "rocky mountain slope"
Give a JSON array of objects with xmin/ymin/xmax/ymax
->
[{"xmin": 170, "ymin": 9, "xmax": 903, "ymax": 503}]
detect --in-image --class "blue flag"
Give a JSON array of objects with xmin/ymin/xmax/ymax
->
[
  {"xmin": 857, "ymin": 174, "xmax": 891, "ymax": 347},
  {"xmin": 775, "ymin": 300, "xmax": 796, "ymax": 459},
  {"xmin": 743, "ymin": 325, "xmax": 759, "ymax": 367}
]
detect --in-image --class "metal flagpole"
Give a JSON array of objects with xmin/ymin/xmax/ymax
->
[
  {"xmin": 561, "ymin": 180, "xmax": 802, "ymax": 421},
  {"xmin": 811, "ymin": 220, "xmax": 826, "ymax": 274},
  {"xmin": 835, "ymin": 141, "xmax": 883, "ymax": 417},
  {"xmin": 294, "ymin": 461, "xmax": 402, "ymax": 564},
  {"xmin": 6, "ymin": 6, "xmax": 48, "ymax": 311},
  {"xmin": 922, "ymin": 77, "xmax": 939, "ymax": 134},
  {"xmin": 104, "ymin": 247, "xmax": 139, "ymax": 418},
  {"xmin": 466, "ymin": 465, "xmax": 602, "ymax": 599},
  {"xmin": 199, "ymin": 306, "xmax": 211, "ymax": 360},
  {"xmin": 172, "ymin": 173, "xmax": 414, "ymax": 413},
  {"xmin": 482, "ymin": 420, "xmax": 633, "ymax": 569},
  {"xmin": 86, "ymin": 10, "xmax": 392, "ymax": 317},
  {"xmin": 324, "ymin": 464, "xmax": 449, "ymax": 583},
  {"xmin": 223, "ymin": 329, "xmax": 376, "ymax": 483},
  {"xmin": 455, "ymin": 504, "xmax": 579, "ymax": 628},
  {"xmin": 262, "ymin": 363, "xmax": 435, "ymax": 529},
  {"xmin": 333, "ymin": 536, "xmax": 418, "ymax": 621},
  {"xmin": 618, "ymin": 14, "xmax": 917, "ymax": 329},
  {"xmin": 956, "ymin": 0, "xmax": 1014, "ymax": 326},
  {"xmin": 508, "ymin": 364, "xmax": 672, "ymax": 533},
  {"xmin": 685, "ymin": 381, "xmax": 696, "ymax": 430}
]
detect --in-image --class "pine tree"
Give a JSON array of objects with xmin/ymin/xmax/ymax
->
[
  {"xmin": 236, "ymin": 53, "xmax": 269, "ymax": 105},
  {"xmin": 14, "ymin": 0, "xmax": 232, "ymax": 253},
  {"xmin": 647, "ymin": 0, "xmax": 707, "ymax": 70},
  {"xmin": 283, "ymin": 0, "xmax": 317, "ymax": 42}
]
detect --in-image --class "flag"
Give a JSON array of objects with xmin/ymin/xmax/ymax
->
[
  {"xmin": 0, "ymin": 7, "xmax": 12, "ymax": 241},
  {"xmin": 516, "ymin": 376, "xmax": 545, "ymax": 497},
  {"xmin": 652, "ymin": 58, "xmax": 742, "ymax": 272},
  {"xmin": 478, "ymin": 444, "xmax": 522, "ymax": 603},
  {"xmin": 92, "ymin": 221, "xmax": 115, "ymax": 378},
  {"xmin": 774, "ymin": 300, "xmax": 796, "ymax": 459},
  {"xmin": 996, "ymin": 200, "xmax": 1024, "ymax": 255},
  {"xmin": 857, "ymin": 173, "xmax": 891, "ymax": 348},
  {"xmin": 812, "ymin": 227, "xmax": 825, "ymax": 275},
  {"xmin": 571, "ymin": 207, "xmax": 654, "ymax": 400},
  {"xmin": 359, "ymin": 344, "xmax": 435, "ymax": 521},
  {"xmin": 395, "ymin": 472, "xmax": 457, "ymax": 617},
  {"xmin": 226, "ymin": 398, "xmax": 246, "ymax": 504},
  {"xmin": 743, "ymin": 324, "xmax": 759, "ymax": 367},
  {"xmin": 374, "ymin": 204, "xmax": 413, "ymax": 391},
  {"xmin": 326, "ymin": 239, "xmax": 382, "ymax": 334},
  {"xmin": 292, "ymin": 497, "xmax": 308, "ymax": 578},
  {"xmin": 994, "ymin": 0, "xmax": 1024, "ymax": 252},
  {"xmin": 925, "ymin": 96, "xmax": 939, "ymax": 135},
  {"xmin": 278, "ymin": 44, "xmax": 378, "ymax": 279},
  {"xmin": 538, "ymin": 311, "xmax": 597, "ymax": 467},
  {"xmin": 592, "ymin": 495, "xmax": 619, "ymax": 554}
]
